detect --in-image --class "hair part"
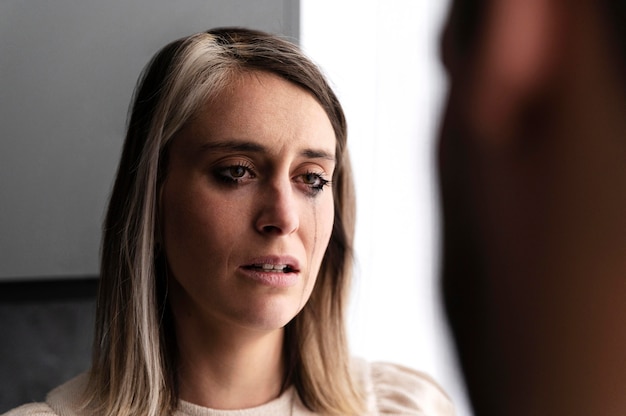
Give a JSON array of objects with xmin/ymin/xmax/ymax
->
[{"xmin": 85, "ymin": 28, "xmax": 362, "ymax": 415}]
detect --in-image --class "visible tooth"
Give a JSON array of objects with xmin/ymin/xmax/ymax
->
[{"xmin": 256, "ymin": 264, "xmax": 287, "ymax": 271}]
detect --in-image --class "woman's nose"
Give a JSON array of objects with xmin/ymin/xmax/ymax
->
[{"xmin": 255, "ymin": 180, "xmax": 300, "ymax": 236}]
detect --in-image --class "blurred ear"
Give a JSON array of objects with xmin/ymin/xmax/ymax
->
[{"xmin": 469, "ymin": 0, "xmax": 565, "ymax": 143}]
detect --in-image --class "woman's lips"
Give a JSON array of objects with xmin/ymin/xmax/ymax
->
[{"xmin": 239, "ymin": 256, "xmax": 300, "ymax": 287}]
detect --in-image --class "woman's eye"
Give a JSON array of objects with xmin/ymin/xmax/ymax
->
[
  {"xmin": 297, "ymin": 172, "xmax": 330, "ymax": 194},
  {"xmin": 229, "ymin": 166, "xmax": 247, "ymax": 178},
  {"xmin": 214, "ymin": 164, "xmax": 255, "ymax": 184}
]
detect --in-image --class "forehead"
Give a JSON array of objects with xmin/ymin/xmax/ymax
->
[
  {"xmin": 213, "ymin": 71, "xmax": 325, "ymax": 122},
  {"xmin": 176, "ymin": 71, "xmax": 337, "ymax": 155}
]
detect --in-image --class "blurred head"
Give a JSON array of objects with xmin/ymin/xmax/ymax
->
[
  {"xmin": 438, "ymin": 1, "xmax": 626, "ymax": 415},
  {"xmin": 88, "ymin": 28, "xmax": 362, "ymax": 416}
]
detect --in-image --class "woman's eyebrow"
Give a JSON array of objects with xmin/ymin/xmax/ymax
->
[
  {"xmin": 199, "ymin": 140, "xmax": 335, "ymax": 162},
  {"xmin": 199, "ymin": 140, "xmax": 265, "ymax": 153},
  {"xmin": 301, "ymin": 149, "xmax": 336, "ymax": 162}
]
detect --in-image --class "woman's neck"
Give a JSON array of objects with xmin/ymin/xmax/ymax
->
[{"xmin": 174, "ymin": 314, "xmax": 286, "ymax": 410}]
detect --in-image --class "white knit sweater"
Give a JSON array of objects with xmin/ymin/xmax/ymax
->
[{"xmin": 3, "ymin": 359, "xmax": 454, "ymax": 415}]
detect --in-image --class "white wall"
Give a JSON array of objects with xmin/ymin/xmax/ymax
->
[{"xmin": 300, "ymin": 2, "xmax": 472, "ymax": 415}]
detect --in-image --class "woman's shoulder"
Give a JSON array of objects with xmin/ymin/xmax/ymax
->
[
  {"xmin": 1, "ymin": 403, "xmax": 57, "ymax": 416},
  {"xmin": 352, "ymin": 358, "xmax": 455, "ymax": 415},
  {"xmin": 2, "ymin": 373, "xmax": 87, "ymax": 416}
]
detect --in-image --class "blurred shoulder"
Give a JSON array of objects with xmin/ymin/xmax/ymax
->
[
  {"xmin": 1, "ymin": 403, "xmax": 57, "ymax": 416},
  {"xmin": 352, "ymin": 358, "xmax": 456, "ymax": 415}
]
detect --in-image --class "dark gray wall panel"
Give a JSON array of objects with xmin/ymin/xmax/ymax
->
[{"xmin": 0, "ymin": 279, "xmax": 97, "ymax": 412}]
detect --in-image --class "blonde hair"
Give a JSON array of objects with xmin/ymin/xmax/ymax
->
[{"xmin": 85, "ymin": 28, "xmax": 362, "ymax": 415}]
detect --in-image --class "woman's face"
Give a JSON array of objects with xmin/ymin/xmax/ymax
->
[{"xmin": 160, "ymin": 71, "xmax": 336, "ymax": 333}]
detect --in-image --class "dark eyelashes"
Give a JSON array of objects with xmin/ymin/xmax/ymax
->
[
  {"xmin": 302, "ymin": 172, "xmax": 331, "ymax": 193},
  {"xmin": 212, "ymin": 164, "xmax": 331, "ymax": 195}
]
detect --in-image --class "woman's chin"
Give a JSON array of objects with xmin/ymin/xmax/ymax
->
[{"xmin": 229, "ymin": 300, "xmax": 302, "ymax": 333}]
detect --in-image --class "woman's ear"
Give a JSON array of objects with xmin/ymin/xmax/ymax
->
[{"xmin": 468, "ymin": 0, "xmax": 565, "ymax": 144}]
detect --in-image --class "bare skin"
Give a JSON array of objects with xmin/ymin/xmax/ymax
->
[{"xmin": 172, "ymin": 295, "xmax": 285, "ymax": 409}]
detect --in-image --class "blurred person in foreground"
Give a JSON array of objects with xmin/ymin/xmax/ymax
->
[{"xmin": 438, "ymin": 1, "xmax": 626, "ymax": 415}]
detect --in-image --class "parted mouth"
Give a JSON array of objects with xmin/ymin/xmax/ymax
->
[
  {"xmin": 243, "ymin": 264, "xmax": 297, "ymax": 273},
  {"xmin": 242, "ymin": 256, "xmax": 300, "ymax": 273}
]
